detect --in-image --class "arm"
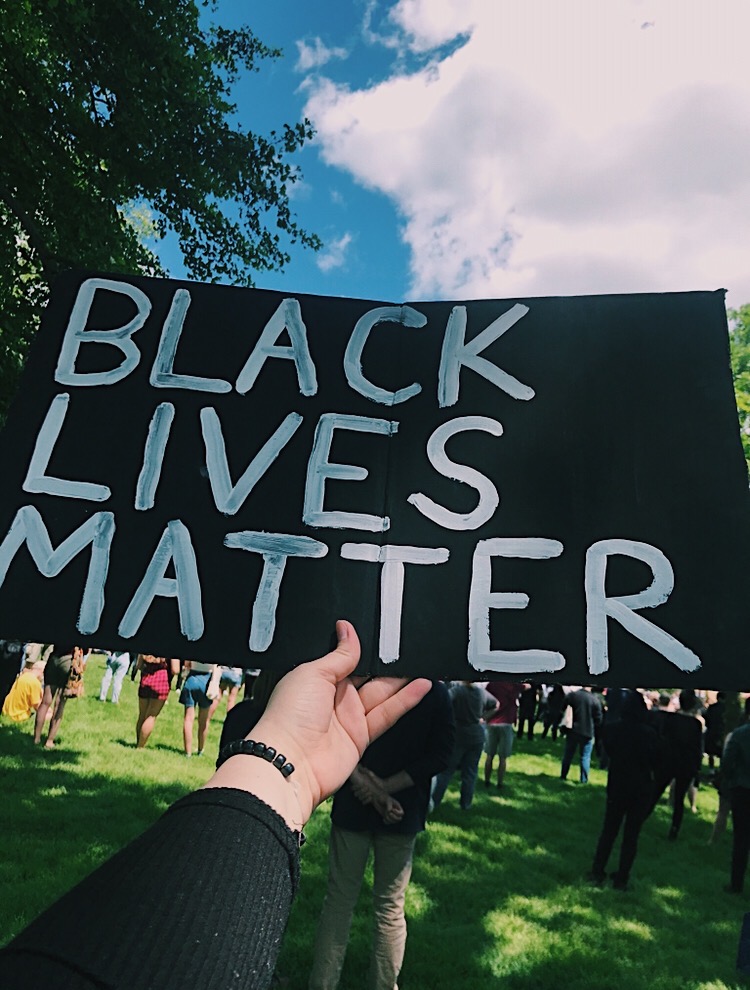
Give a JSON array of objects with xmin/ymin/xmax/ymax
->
[
  {"xmin": 380, "ymin": 770, "xmax": 415, "ymax": 794},
  {"xmin": 349, "ymin": 766, "xmax": 405, "ymax": 824},
  {"xmin": 1, "ymin": 621, "xmax": 430, "ymax": 990}
]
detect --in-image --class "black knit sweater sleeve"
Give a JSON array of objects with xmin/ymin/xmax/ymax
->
[{"xmin": 0, "ymin": 788, "xmax": 300, "ymax": 990}]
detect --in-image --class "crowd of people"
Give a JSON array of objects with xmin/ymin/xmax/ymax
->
[
  {"xmin": 0, "ymin": 640, "xmax": 251, "ymax": 758},
  {"xmin": 431, "ymin": 679, "xmax": 746, "ymax": 902},
  {"xmin": 1, "ymin": 634, "xmax": 748, "ymax": 989}
]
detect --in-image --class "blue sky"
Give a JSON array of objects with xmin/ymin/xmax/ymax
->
[{"xmin": 157, "ymin": 0, "xmax": 750, "ymax": 308}]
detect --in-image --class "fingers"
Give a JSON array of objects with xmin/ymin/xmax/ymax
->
[
  {"xmin": 356, "ymin": 676, "xmax": 424, "ymax": 715},
  {"xmin": 364, "ymin": 678, "xmax": 432, "ymax": 743}
]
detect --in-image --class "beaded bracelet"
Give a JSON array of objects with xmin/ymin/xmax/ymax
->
[{"xmin": 216, "ymin": 738, "xmax": 295, "ymax": 778}]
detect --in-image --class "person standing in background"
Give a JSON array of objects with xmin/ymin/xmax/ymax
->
[
  {"xmin": 135, "ymin": 654, "xmax": 178, "ymax": 748},
  {"xmin": 179, "ymin": 660, "xmax": 220, "ymax": 757},
  {"xmin": 560, "ymin": 686, "xmax": 603, "ymax": 784},
  {"xmin": 517, "ymin": 682, "xmax": 538, "ymax": 740},
  {"xmin": 720, "ymin": 699, "xmax": 750, "ymax": 893},
  {"xmin": 589, "ymin": 691, "xmax": 660, "ymax": 890},
  {"xmin": 308, "ymin": 681, "xmax": 453, "ymax": 990},
  {"xmin": 98, "ymin": 651, "xmax": 131, "ymax": 704},
  {"xmin": 432, "ymin": 681, "xmax": 497, "ymax": 810},
  {"xmin": 483, "ymin": 681, "xmax": 523, "ymax": 789},
  {"xmin": 33, "ymin": 645, "xmax": 77, "ymax": 749}
]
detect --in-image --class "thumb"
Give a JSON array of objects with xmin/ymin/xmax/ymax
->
[{"xmin": 314, "ymin": 620, "xmax": 362, "ymax": 682}]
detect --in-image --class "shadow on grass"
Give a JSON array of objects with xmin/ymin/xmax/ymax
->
[
  {"xmin": 0, "ymin": 720, "xmax": 190, "ymax": 939},
  {"xmin": 276, "ymin": 740, "xmax": 746, "ymax": 990}
]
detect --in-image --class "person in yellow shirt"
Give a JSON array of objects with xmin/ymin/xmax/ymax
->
[{"xmin": 2, "ymin": 660, "xmax": 44, "ymax": 722}]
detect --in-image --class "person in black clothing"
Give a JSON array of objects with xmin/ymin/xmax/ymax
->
[
  {"xmin": 0, "ymin": 621, "xmax": 431, "ymax": 990},
  {"xmin": 0, "ymin": 638, "xmax": 24, "ymax": 710},
  {"xmin": 517, "ymin": 682, "xmax": 538, "ymax": 739},
  {"xmin": 589, "ymin": 691, "xmax": 660, "ymax": 890},
  {"xmin": 704, "ymin": 692, "xmax": 727, "ymax": 769},
  {"xmin": 541, "ymin": 683, "xmax": 566, "ymax": 741},
  {"xmin": 650, "ymin": 688, "xmax": 704, "ymax": 839}
]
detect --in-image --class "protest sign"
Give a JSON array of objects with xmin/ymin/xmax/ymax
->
[{"xmin": 0, "ymin": 271, "xmax": 748, "ymax": 685}]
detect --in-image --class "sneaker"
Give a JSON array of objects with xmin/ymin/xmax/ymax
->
[{"xmin": 586, "ymin": 871, "xmax": 606, "ymax": 887}]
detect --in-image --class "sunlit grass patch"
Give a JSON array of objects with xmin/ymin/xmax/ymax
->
[{"xmin": 3, "ymin": 672, "xmax": 748, "ymax": 990}]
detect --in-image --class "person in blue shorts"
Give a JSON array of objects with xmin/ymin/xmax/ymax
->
[{"xmin": 179, "ymin": 661, "xmax": 219, "ymax": 757}]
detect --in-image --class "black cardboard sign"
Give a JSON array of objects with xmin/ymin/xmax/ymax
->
[{"xmin": 0, "ymin": 272, "xmax": 748, "ymax": 686}]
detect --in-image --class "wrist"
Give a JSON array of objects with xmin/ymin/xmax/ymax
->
[
  {"xmin": 205, "ymin": 752, "xmax": 308, "ymax": 833},
  {"xmin": 249, "ymin": 714, "xmax": 321, "ymax": 819}
]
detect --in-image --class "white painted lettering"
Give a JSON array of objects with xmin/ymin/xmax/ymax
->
[
  {"xmin": 202, "ymin": 408, "xmax": 303, "ymax": 516},
  {"xmin": 303, "ymin": 413, "xmax": 398, "ymax": 532},
  {"xmin": 341, "ymin": 543, "xmax": 449, "ymax": 662},
  {"xmin": 55, "ymin": 277, "xmax": 150, "ymax": 387},
  {"xmin": 343, "ymin": 305, "xmax": 426, "ymax": 405},
  {"xmin": 408, "ymin": 416, "xmax": 502, "ymax": 531},
  {"xmin": 235, "ymin": 298, "xmax": 317, "ymax": 396},
  {"xmin": 468, "ymin": 537, "xmax": 565, "ymax": 672},
  {"xmin": 585, "ymin": 539, "xmax": 701, "ymax": 675},
  {"xmin": 224, "ymin": 531, "xmax": 328, "ymax": 651},
  {"xmin": 0, "ymin": 505, "xmax": 114, "ymax": 634},
  {"xmin": 135, "ymin": 402, "xmax": 175, "ymax": 510},
  {"xmin": 23, "ymin": 393, "xmax": 111, "ymax": 502},
  {"xmin": 150, "ymin": 289, "xmax": 231, "ymax": 393},
  {"xmin": 438, "ymin": 303, "xmax": 533, "ymax": 407},
  {"xmin": 118, "ymin": 519, "xmax": 204, "ymax": 640}
]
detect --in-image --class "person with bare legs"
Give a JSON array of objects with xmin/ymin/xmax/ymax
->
[
  {"xmin": 218, "ymin": 667, "xmax": 243, "ymax": 712},
  {"xmin": 33, "ymin": 645, "xmax": 76, "ymax": 749},
  {"xmin": 484, "ymin": 681, "xmax": 523, "ymax": 789},
  {"xmin": 135, "ymin": 654, "xmax": 178, "ymax": 748},
  {"xmin": 179, "ymin": 661, "xmax": 218, "ymax": 757}
]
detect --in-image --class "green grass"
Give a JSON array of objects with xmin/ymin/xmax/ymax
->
[{"xmin": 1, "ymin": 661, "xmax": 747, "ymax": 988}]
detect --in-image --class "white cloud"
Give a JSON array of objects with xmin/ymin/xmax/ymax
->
[
  {"xmin": 295, "ymin": 36, "xmax": 348, "ymax": 73},
  {"xmin": 305, "ymin": 0, "xmax": 750, "ymax": 306},
  {"xmin": 317, "ymin": 232, "xmax": 354, "ymax": 272}
]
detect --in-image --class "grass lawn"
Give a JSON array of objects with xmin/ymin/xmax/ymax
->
[{"xmin": 1, "ymin": 657, "xmax": 747, "ymax": 989}]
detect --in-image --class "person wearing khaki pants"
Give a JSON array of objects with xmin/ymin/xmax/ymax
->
[
  {"xmin": 308, "ymin": 682, "xmax": 454, "ymax": 990},
  {"xmin": 310, "ymin": 828, "xmax": 415, "ymax": 989}
]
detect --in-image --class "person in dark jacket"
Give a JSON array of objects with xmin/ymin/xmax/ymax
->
[
  {"xmin": 431, "ymin": 681, "xmax": 495, "ymax": 810},
  {"xmin": 704, "ymin": 692, "xmax": 727, "ymax": 769},
  {"xmin": 589, "ymin": 691, "xmax": 660, "ymax": 889},
  {"xmin": 541, "ymin": 683, "xmax": 566, "ymax": 741},
  {"xmin": 720, "ymin": 699, "xmax": 750, "ymax": 892},
  {"xmin": 560, "ymin": 687, "xmax": 603, "ymax": 783},
  {"xmin": 517, "ymin": 682, "xmax": 538, "ymax": 739},
  {"xmin": 309, "ymin": 681, "xmax": 454, "ymax": 990},
  {"xmin": 650, "ymin": 688, "xmax": 703, "ymax": 839}
]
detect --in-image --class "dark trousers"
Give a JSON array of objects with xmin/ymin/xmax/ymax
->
[
  {"xmin": 432, "ymin": 736, "xmax": 485, "ymax": 810},
  {"xmin": 730, "ymin": 787, "xmax": 750, "ymax": 892},
  {"xmin": 592, "ymin": 789, "xmax": 651, "ymax": 883},
  {"xmin": 517, "ymin": 715, "xmax": 535, "ymax": 739},
  {"xmin": 651, "ymin": 768, "xmax": 694, "ymax": 835}
]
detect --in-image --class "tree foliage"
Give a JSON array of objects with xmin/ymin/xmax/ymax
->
[
  {"xmin": 728, "ymin": 303, "xmax": 750, "ymax": 472},
  {"xmin": 0, "ymin": 0, "xmax": 319, "ymax": 417}
]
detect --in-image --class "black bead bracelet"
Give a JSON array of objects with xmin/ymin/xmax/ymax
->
[{"xmin": 216, "ymin": 738, "xmax": 295, "ymax": 778}]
